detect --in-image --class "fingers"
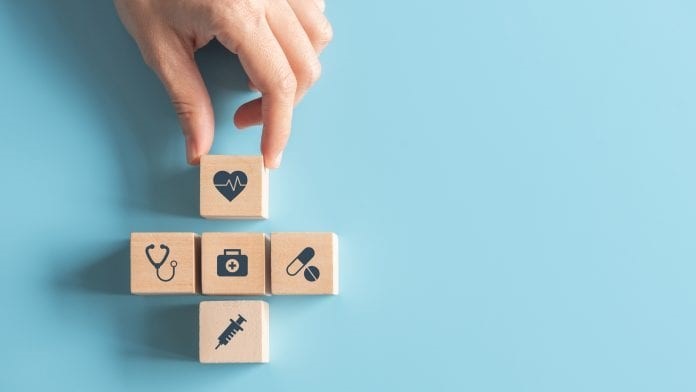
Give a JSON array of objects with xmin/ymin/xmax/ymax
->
[
  {"xmin": 145, "ymin": 38, "xmax": 214, "ymax": 165},
  {"xmin": 215, "ymin": 1, "xmax": 334, "ymax": 168},
  {"xmin": 312, "ymin": 0, "xmax": 326, "ymax": 13},
  {"xmin": 267, "ymin": 1, "xmax": 320, "ymax": 101},
  {"xmin": 288, "ymin": 0, "xmax": 333, "ymax": 53},
  {"xmin": 235, "ymin": 1, "xmax": 321, "ymax": 130},
  {"xmin": 234, "ymin": 97, "xmax": 263, "ymax": 129},
  {"xmin": 218, "ymin": 20, "xmax": 296, "ymax": 169}
]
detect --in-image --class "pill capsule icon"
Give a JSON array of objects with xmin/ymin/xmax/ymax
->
[{"xmin": 286, "ymin": 247, "xmax": 315, "ymax": 277}]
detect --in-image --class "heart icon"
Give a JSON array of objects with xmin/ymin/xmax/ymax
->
[{"xmin": 213, "ymin": 171, "xmax": 248, "ymax": 201}]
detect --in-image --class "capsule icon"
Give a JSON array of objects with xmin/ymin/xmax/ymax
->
[{"xmin": 286, "ymin": 247, "xmax": 316, "ymax": 277}]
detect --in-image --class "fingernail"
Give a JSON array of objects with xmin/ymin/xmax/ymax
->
[{"xmin": 269, "ymin": 151, "xmax": 283, "ymax": 169}]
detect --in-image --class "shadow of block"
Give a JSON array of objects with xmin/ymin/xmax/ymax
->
[
  {"xmin": 143, "ymin": 303, "xmax": 198, "ymax": 361},
  {"xmin": 53, "ymin": 240, "xmax": 130, "ymax": 296}
]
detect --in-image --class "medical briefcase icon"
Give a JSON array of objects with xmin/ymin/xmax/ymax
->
[{"xmin": 217, "ymin": 249, "xmax": 248, "ymax": 277}]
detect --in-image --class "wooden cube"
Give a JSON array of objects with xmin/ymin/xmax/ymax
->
[
  {"xmin": 201, "ymin": 232, "xmax": 270, "ymax": 295},
  {"xmin": 199, "ymin": 300, "xmax": 269, "ymax": 363},
  {"xmin": 270, "ymin": 232, "xmax": 339, "ymax": 295},
  {"xmin": 200, "ymin": 155, "xmax": 268, "ymax": 219},
  {"xmin": 130, "ymin": 232, "xmax": 200, "ymax": 294}
]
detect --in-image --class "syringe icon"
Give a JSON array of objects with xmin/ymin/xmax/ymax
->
[{"xmin": 214, "ymin": 314, "xmax": 247, "ymax": 350}]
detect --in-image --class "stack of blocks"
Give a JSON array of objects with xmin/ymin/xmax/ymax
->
[{"xmin": 130, "ymin": 155, "xmax": 339, "ymax": 363}]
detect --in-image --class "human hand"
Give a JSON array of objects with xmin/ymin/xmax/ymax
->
[{"xmin": 114, "ymin": 0, "xmax": 333, "ymax": 167}]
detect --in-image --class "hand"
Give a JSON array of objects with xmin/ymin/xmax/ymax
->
[{"xmin": 114, "ymin": 0, "xmax": 333, "ymax": 167}]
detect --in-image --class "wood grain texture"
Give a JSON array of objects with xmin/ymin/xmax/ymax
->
[
  {"xmin": 200, "ymin": 155, "xmax": 268, "ymax": 219},
  {"xmin": 270, "ymin": 232, "xmax": 339, "ymax": 295},
  {"xmin": 130, "ymin": 232, "xmax": 200, "ymax": 295},
  {"xmin": 201, "ymin": 232, "xmax": 270, "ymax": 295},
  {"xmin": 199, "ymin": 300, "xmax": 269, "ymax": 363}
]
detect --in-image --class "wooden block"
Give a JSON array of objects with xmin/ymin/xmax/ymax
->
[
  {"xmin": 201, "ymin": 232, "xmax": 270, "ymax": 295},
  {"xmin": 270, "ymin": 232, "xmax": 339, "ymax": 295},
  {"xmin": 199, "ymin": 300, "xmax": 269, "ymax": 363},
  {"xmin": 200, "ymin": 155, "xmax": 268, "ymax": 219},
  {"xmin": 130, "ymin": 232, "xmax": 200, "ymax": 294}
]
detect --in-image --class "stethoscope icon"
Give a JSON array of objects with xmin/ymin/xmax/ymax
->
[{"xmin": 145, "ymin": 243, "xmax": 177, "ymax": 282}]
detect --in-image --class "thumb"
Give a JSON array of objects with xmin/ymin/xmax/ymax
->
[{"xmin": 146, "ymin": 40, "xmax": 214, "ymax": 165}]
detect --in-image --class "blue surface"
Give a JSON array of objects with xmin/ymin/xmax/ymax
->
[{"xmin": 1, "ymin": 1, "xmax": 696, "ymax": 390}]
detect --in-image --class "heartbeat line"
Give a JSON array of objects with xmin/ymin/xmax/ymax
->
[{"xmin": 215, "ymin": 177, "xmax": 247, "ymax": 191}]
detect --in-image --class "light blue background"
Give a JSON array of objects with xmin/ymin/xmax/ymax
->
[{"xmin": 1, "ymin": 1, "xmax": 695, "ymax": 390}]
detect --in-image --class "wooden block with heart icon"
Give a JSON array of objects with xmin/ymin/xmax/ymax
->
[
  {"xmin": 200, "ymin": 155, "xmax": 269, "ymax": 219},
  {"xmin": 270, "ymin": 232, "xmax": 339, "ymax": 295},
  {"xmin": 130, "ymin": 232, "xmax": 200, "ymax": 294}
]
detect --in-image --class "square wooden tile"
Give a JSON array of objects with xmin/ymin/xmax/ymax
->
[
  {"xmin": 199, "ymin": 300, "xmax": 269, "ymax": 363},
  {"xmin": 200, "ymin": 155, "xmax": 268, "ymax": 219},
  {"xmin": 270, "ymin": 232, "xmax": 339, "ymax": 295},
  {"xmin": 130, "ymin": 232, "xmax": 200, "ymax": 294},
  {"xmin": 201, "ymin": 232, "xmax": 269, "ymax": 295}
]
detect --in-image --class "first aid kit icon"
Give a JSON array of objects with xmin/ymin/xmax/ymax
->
[{"xmin": 217, "ymin": 249, "xmax": 248, "ymax": 277}]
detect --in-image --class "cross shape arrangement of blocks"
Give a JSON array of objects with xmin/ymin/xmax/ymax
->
[{"xmin": 130, "ymin": 155, "xmax": 340, "ymax": 363}]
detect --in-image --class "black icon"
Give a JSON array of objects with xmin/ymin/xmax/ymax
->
[
  {"xmin": 286, "ymin": 247, "xmax": 320, "ymax": 282},
  {"xmin": 215, "ymin": 314, "xmax": 247, "ymax": 350},
  {"xmin": 217, "ymin": 249, "xmax": 248, "ymax": 277},
  {"xmin": 145, "ymin": 244, "xmax": 177, "ymax": 282},
  {"xmin": 214, "ymin": 170, "xmax": 247, "ymax": 201},
  {"xmin": 304, "ymin": 266, "xmax": 320, "ymax": 282}
]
